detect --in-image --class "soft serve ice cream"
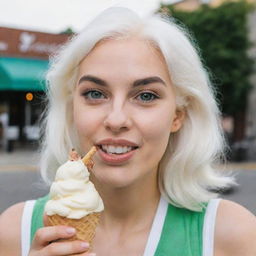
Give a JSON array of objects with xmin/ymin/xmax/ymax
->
[
  {"xmin": 45, "ymin": 147, "xmax": 104, "ymax": 245},
  {"xmin": 45, "ymin": 158, "xmax": 104, "ymax": 219}
]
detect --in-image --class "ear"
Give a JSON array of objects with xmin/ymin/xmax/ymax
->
[{"xmin": 170, "ymin": 110, "xmax": 186, "ymax": 133}]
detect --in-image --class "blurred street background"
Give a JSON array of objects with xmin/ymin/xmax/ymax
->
[
  {"xmin": 1, "ymin": 145, "xmax": 256, "ymax": 214},
  {"xmin": 0, "ymin": 0, "xmax": 256, "ymax": 215}
]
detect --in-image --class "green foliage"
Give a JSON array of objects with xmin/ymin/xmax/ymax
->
[{"xmin": 161, "ymin": 1, "xmax": 255, "ymax": 115}]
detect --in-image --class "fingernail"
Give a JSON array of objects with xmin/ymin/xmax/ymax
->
[
  {"xmin": 66, "ymin": 227, "xmax": 76, "ymax": 234},
  {"xmin": 80, "ymin": 242, "xmax": 89, "ymax": 248},
  {"xmin": 87, "ymin": 253, "xmax": 96, "ymax": 256}
]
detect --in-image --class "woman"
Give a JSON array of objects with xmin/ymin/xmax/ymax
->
[{"xmin": 0, "ymin": 7, "xmax": 256, "ymax": 256}]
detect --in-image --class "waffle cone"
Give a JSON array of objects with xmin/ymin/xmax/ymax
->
[
  {"xmin": 46, "ymin": 146, "xmax": 101, "ymax": 249},
  {"xmin": 82, "ymin": 146, "xmax": 97, "ymax": 165},
  {"xmin": 47, "ymin": 212, "xmax": 101, "ymax": 245}
]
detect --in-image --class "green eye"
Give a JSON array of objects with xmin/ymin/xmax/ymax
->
[
  {"xmin": 84, "ymin": 90, "xmax": 105, "ymax": 99},
  {"xmin": 137, "ymin": 92, "xmax": 158, "ymax": 102}
]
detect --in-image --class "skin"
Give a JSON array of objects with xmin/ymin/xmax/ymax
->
[
  {"xmin": 73, "ymin": 38, "xmax": 183, "ymax": 188},
  {"xmin": 0, "ymin": 38, "xmax": 256, "ymax": 256},
  {"xmin": 73, "ymin": 38, "xmax": 184, "ymax": 255}
]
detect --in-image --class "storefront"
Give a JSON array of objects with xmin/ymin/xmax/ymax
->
[{"xmin": 0, "ymin": 27, "xmax": 69, "ymax": 151}]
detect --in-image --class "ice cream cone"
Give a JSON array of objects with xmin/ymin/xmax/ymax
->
[
  {"xmin": 48, "ymin": 212, "xmax": 101, "ymax": 246},
  {"xmin": 46, "ymin": 146, "xmax": 103, "ymax": 250},
  {"xmin": 82, "ymin": 146, "xmax": 97, "ymax": 171}
]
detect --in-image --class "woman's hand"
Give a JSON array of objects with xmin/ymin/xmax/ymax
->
[{"xmin": 29, "ymin": 225, "xmax": 95, "ymax": 256}]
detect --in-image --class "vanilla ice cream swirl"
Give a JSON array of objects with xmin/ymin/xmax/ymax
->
[{"xmin": 45, "ymin": 160, "xmax": 104, "ymax": 219}]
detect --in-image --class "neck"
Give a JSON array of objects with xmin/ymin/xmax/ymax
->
[{"xmin": 92, "ymin": 170, "xmax": 160, "ymax": 231}]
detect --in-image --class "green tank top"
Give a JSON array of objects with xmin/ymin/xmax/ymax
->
[{"xmin": 30, "ymin": 195, "xmax": 205, "ymax": 255}]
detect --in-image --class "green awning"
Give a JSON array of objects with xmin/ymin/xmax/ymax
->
[{"xmin": 0, "ymin": 57, "xmax": 48, "ymax": 91}]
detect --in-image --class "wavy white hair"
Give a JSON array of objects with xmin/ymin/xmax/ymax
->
[{"xmin": 40, "ymin": 7, "xmax": 235, "ymax": 211}]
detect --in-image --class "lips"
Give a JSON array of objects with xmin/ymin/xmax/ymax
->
[{"xmin": 95, "ymin": 138, "xmax": 139, "ymax": 164}]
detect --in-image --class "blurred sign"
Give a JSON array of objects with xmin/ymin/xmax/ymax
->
[{"xmin": 0, "ymin": 27, "xmax": 69, "ymax": 59}]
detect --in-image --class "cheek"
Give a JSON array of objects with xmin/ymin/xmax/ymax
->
[
  {"xmin": 73, "ymin": 99, "xmax": 93, "ymax": 140},
  {"xmin": 137, "ymin": 106, "xmax": 175, "ymax": 141},
  {"xmin": 73, "ymin": 99, "xmax": 105, "ymax": 140},
  {"xmin": 73, "ymin": 100, "xmax": 84, "ymax": 132},
  {"xmin": 134, "ymin": 108, "xmax": 173, "ymax": 171}
]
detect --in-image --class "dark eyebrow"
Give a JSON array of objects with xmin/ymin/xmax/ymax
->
[
  {"xmin": 78, "ymin": 75, "xmax": 107, "ymax": 86},
  {"xmin": 78, "ymin": 75, "xmax": 166, "ymax": 87},
  {"xmin": 133, "ymin": 76, "xmax": 166, "ymax": 87}
]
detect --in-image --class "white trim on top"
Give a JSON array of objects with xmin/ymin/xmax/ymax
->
[
  {"xmin": 143, "ymin": 197, "xmax": 168, "ymax": 256},
  {"xmin": 21, "ymin": 200, "xmax": 36, "ymax": 256},
  {"xmin": 202, "ymin": 198, "xmax": 221, "ymax": 256}
]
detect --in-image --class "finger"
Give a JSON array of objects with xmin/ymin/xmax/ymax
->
[
  {"xmin": 32, "ymin": 226, "xmax": 76, "ymax": 248},
  {"xmin": 43, "ymin": 240, "xmax": 90, "ymax": 256},
  {"xmin": 87, "ymin": 159, "xmax": 94, "ymax": 172},
  {"xmin": 71, "ymin": 253, "xmax": 96, "ymax": 256},
  {"xmin": 43, "ymin": 214, "xmax": 50, "ymax": 226}
]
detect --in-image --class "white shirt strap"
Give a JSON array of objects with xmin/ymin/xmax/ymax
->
[
  {"xmin": 143, "ymin": 196, "xmax": 168, "ymax": 256},
  {"xmin": 21, "ymin": 200, "xmax": 36, "ymax": 256},
  {"xmin": 202, "ymin": 198, "xmax": 221, "ymax": 256}
]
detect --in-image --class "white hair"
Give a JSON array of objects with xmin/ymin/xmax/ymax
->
[{"xmin": 40, "ymin": 7, "xmax": 235, "ymax": 211}]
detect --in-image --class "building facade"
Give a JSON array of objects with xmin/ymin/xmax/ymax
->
[{"xmin": 0, "ymin": 27, "xmax": 69, "ymax": 151}]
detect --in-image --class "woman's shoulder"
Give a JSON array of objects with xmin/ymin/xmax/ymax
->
[
  {"xmin": 0, "ymin": 202, "xmax": 25, "ymax": 255},
  {"xmin": 215, "ymin": 199, "xmax": 256, "ymax": 256}
]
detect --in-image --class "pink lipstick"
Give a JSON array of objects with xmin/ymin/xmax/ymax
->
[{"xmin": 96, "ymin": 138, "xmax": 139, "ymax": 165}]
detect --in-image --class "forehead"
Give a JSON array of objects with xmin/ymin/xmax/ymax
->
[
  {"xmin": 78, "ymin": 37, "xmax": 171, "ymax": 82},
  {"xmin": 91, "ymin": 37, "xmax": 161, "ymax": 55}
]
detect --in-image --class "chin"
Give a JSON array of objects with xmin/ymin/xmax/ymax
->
[{"xmin": 92, "ymin": 167, "xmax": 137, "ymax": 189}]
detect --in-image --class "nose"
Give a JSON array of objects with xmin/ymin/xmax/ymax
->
[{"xmin": 103, "ymin": 100, "xmax": 132, "ymax": 133}]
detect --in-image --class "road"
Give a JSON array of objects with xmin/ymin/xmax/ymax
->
[
  {"xmin": 0, "ymin": 168, "xmax": 255, "ymax": 214},
  {"xmin": 0, "ymin": 170, "xmax": 49, "ymax": 213},
  {"xmin": 0, "ymin": 147, "xmax": 255, "ymax": 214},
  {"xmin": 220, "ymin": 170, "xmax": 256, "ymax": 214}
]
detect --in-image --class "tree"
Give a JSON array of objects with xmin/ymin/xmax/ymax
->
[{"xmin": 159, "ymin": 1, "xmax": 255, "ymax": 141}]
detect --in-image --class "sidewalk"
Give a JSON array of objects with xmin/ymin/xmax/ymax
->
[
  {"xmin": 0, "ymin": 147, "xmax": 255, "ymax": 215},
  {"xmin": 0, "ymin": 147, "xmax": 40, "ymax": 172},
  {"xmin": 0, "ymin": 147, "xmax": 256, "ymax": 172}
]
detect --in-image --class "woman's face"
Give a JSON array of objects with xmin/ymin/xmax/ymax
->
[{"xmin": 73, "ymin": 38, "xmax": 183, "ymax": 188}]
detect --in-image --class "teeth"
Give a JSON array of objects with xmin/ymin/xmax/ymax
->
[
  {"xmin": 101, "ymin": 145, "xmax": 134, "ymax": 154},
  {"xmin": 116, "ymin": 146, "xmax": 123, "ymax": 154}
]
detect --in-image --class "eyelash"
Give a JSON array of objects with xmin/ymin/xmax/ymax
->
[
  {"xmin": 81, "ymin": 89, "xmax": 160, "ymax": 103},
  {"xmin": 82, "ymin": 89, "xmax": 106, "ymax": 100},
  {"xmin": 135, "ymin": 91, "xmax": 159, "ymax": 102}
]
